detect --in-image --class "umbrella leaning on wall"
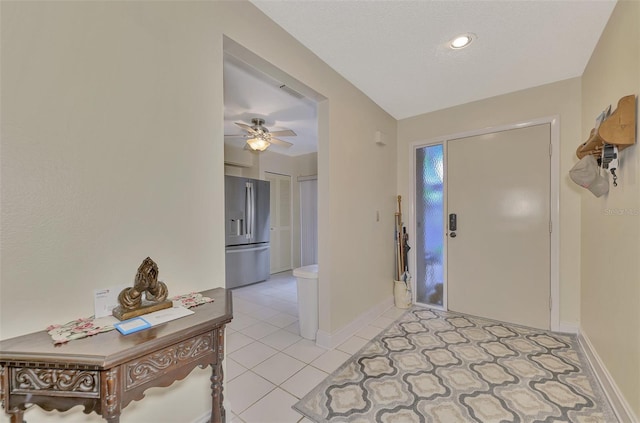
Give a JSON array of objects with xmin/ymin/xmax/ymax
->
[
  {"xmin": 394, "ymin": 195, "xmax": 412, "ymax": 308},
  {"xmin": 395, "ymin": 195, "xmax": 411, "ymax": 283}
]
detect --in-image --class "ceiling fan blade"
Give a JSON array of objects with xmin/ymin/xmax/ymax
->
[
  {"xmin": 234, "ymin": 122, "xmax": 252, "ymax": 130},
  {"xmin": 270, "ymin": 137, "xmax": 293, "ymax": 148},
  {"xmin": 269, "ymin": 129, "xmax": 297, "ymax": 137},
  {"xmin": 224, "ymin": 134, "xmax": 247, "ymax": 139},
  {"xmin": 234, "ymin": 122, "xmax": 258, "ymax": 135}
]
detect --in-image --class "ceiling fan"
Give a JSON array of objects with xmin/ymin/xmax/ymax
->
[{"xmin": 225, "ymin": 118, "xmax": 297, "ymax": 152}]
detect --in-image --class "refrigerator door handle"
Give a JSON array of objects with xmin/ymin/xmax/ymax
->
[{"xmin": 245, "ymin": 182, "xmax": 253, "ymax": 239}]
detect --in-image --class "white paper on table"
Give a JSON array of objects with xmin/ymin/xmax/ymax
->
[
  {"xmin": 142, "ymin": 306, "xmax": 194, "ymax": 326},
  {"xmin": 94, "ymin": 285, "xmax": 128, "ymax": 318}
]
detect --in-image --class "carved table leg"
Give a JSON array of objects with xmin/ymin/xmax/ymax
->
[
  {"xmin": 9, "ymin": 410, "xmax": 24, "ymax": 423},
  {"xmin": 101, "ymin": 368, "xmax": 121, "ymax": 423},
  {"xmin": 210, "ymin": 362, "xmax": 223, "ymax": 423},
  {"xmin": 210, "ymin": 328, "xmax": 226, "ymax": 423},
  {"xmin": 0, "ymin": 367, "xmax": 19, "ymax": 422}
]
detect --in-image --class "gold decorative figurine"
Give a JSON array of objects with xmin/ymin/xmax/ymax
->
[{"xmin": 112, "ymin": 257, "xmax": 172, "ymax": 320}]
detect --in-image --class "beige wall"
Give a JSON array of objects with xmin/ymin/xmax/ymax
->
[
  {"xmin": 1, "ymin": 1, "xmax": 227, "ymax": 335},
  {"xmin": 580, "ymin": 0, "xmax": 640, "ymax": 417},
  {"xmin": 224, "ymin": 143, "xmax": 255, "ymax": 172},
  {"xmin": 397, "ymin": 78, "xmax": 583, "ymax": 328},
  {"xmin": 0, "ymin": 1, "xmax": 396, "ymax": 421}
]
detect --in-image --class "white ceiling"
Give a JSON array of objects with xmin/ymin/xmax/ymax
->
[
  {"xmin": 226, "ymin": 0, "xmax": 617, "ymax": 155},
  {"xmin": 224, "ymin": 55, "xmax": 318, "ymax": 157}
]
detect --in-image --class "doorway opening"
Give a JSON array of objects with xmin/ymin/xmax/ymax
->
[{"xmin": 223, "ymin": 39, "xmax": 321, "ymax": 284}]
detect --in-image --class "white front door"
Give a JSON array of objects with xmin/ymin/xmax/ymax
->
[
  {"xmin": 447, "ymin": 124, "xmax": 551, "ymax": 330},
  {"xmin": 266, "ymin": 172, "xmax": 292, "ymax": 274}
]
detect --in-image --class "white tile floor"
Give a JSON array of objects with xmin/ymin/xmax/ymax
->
[{"xmin": 224, "ymin": 271, "xmax": 405, "ymax": 423}]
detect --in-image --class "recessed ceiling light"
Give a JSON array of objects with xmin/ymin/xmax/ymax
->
[{"xmin": 450, "ymin": 33, "xmax": 475, "ymax": 50}]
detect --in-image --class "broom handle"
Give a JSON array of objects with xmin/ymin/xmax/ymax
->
[
  {"xmin": 395, "ymin": 213, "xmax": 401, "ymax": 280},
  {"xmin": 397, "ymin": 196, "xmax": 404, "ymax": 275}
]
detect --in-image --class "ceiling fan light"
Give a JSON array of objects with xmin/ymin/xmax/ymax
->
[{"xmin": 247, "ymin": 138, "xmax": 270, "ymax": 151}]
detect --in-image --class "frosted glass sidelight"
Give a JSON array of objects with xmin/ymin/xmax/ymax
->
[{"xmin": 415, "ymin": 145, "xmax": 444, "ymax": 306}]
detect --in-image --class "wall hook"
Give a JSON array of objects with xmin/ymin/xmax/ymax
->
[{"xmin": 577, "ymin": 94, "xmax": 636, "ymax": 160}]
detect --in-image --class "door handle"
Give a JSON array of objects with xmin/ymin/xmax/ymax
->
[
  {"xmin": 449, "ymin": 213, "xmax": 457, "ymax": 238},
  {"xmin": 245, "ymin": 182, "xmax": 253, "ymax": 238},
  {"xmin": 449, "ymin": 213, "xmax": 457, "ymax": 231}
]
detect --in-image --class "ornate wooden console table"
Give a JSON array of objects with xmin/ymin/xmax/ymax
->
[{"xmin": 0, "ymin": 288, "xmax": 232, "ymax": 423}]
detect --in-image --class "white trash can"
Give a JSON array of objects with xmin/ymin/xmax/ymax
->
[
  {"xmin": 394, "ymin": 280, "xmax": 412, "ymax": 309},
  {"xmin": 293, "ymin": 264, "xmax": 319, "ymax": 340}
]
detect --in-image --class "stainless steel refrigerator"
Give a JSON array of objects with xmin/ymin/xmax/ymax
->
[{"xmin": 225, "ymin": 175, "xmax": 271, "ymax": 289}]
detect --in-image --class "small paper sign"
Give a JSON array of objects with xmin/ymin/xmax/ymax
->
[{"xmin": 94, "ymin": 285, "xmax": 128, "ymax": 318}]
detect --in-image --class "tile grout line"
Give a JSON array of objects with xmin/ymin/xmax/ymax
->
[{"xmin": 227, "ymin": 273, "xmax": 396, "ymax": 423}]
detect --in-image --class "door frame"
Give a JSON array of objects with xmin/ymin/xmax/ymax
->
[{"xmin": 410, "ymin": 116, "xmax": 560, "ymax": 331}]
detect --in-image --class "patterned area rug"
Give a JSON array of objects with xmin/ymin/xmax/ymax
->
[{"xmin": 294, "ymin": 307, "xmax": 617, "ymax": 422}]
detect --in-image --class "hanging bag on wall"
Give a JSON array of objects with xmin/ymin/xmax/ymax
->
[{"xmin": 569, "ymin": 155, "xmax": 609, "ymax": 197}]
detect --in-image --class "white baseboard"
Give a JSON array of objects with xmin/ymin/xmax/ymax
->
[
  {"xmin": 558, "ymin": 321, "xmax": 579, "ymax": 334},
  {"xmin": 578, "ymin": 329, "xmax": 638, "ymax": 423},
  {"xmin": 315, "ymin": 296, "xmax": 394, "ymax": 349}
]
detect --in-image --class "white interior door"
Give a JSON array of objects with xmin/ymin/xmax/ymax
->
[
  {"xmin": 266, "ymin": 172, "xmax": 292, "ymax": 274},
  {"xmin": 447, "ymin": 124, "xmax": 551, "ymax": 330}
]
